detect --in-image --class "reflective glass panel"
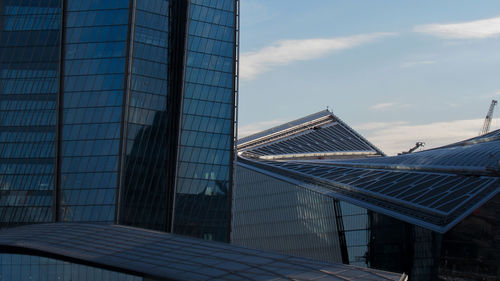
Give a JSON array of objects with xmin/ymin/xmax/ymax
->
[
  {"xmin": 119, "ymin": 0, "xmax": 171, "ymax": 230},
  {"xmin": 60, "ymin": 0, "xmax": 129, "ymax": 222},
  {"xmin": 0, "ymin": 0, "xmax": 61, "ymax": 225},
  {"xmin": 174, "ymin": 0, "xmax": 236, "ymax": 242}
]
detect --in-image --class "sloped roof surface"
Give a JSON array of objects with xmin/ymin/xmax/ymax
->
[
  {"xmin": 336, "ymin": 133, "xmax": 500, "ymax": 171},
  {"xmin": 238, "ymin": 110, "xmax": 384, "ymax": 159},
  {"xmin": 0, "ymin": 223, "xmax": 407, "ymax": 281},
  {"xmin": 430, "ymin": 128, "xmax": 500, "ymax": 150},
  {"xmin": 239, "ymin": 110, "xmax": 333, "ymax": 145},
  {"xmin": 237, "ymin": 118, "xmax": 500, "ymax": 233}
]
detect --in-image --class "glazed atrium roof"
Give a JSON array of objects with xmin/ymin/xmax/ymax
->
[
  {"xmin": 0, "ymin": 223, "xmax": 407, "ymax": 281},
  {"xmin": 238, "ymin": 110, "xmax": 500, "ymax": 233},
  {"xmin": 238, "ymin": 110, "xmax": 385, "ymax": 160}
]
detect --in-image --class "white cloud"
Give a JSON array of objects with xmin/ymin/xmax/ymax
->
[
  {"xmin": 354, "ymin": 118, "xmax": 498, "ymax": 156},
  {"xmin": 240, "ymin": 32, "xmax": 396, "ymax": 80},
  {"xmin": 370, "ymin": 102, "xmax": 410, "ymax": 111},
  {"xmin": 354, "ymin": 121, "xmax": 408, "ymax": 130},
  {"xmin": 414, "ymin": 16, "xmax": 500, "ymax": 39},
  {"xmin": 401, "ymin": 60, "xmax": 436, "ymax": 68},
  {"xmin": 238, "ymin": 117, "xmax": 500, "ymax": 156},
  {"xmin": 238, "ymin": 119, "xmax": 286, "ymax": 138}
]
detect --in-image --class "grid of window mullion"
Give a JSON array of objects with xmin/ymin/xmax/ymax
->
[
  {"xmin": 0, "ymin": 0, "xmax": 61, "ymax": 226},
  {"xmin": 119, "ymin": 0, "xmax": 170, "ymax": 230},
  {"xmin": 59, "ymin": 2, "xmax": 128, "ymax": 223},
  {"xmin": 173, "ymin": 1, "xmax": 235, "ymax": 242}
]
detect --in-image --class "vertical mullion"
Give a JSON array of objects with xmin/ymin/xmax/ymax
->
[
  {"xmin": 167, "ymin": 0, "xmax": 190, "ymax": 233},
  {"xmin": 334, "ymin": 199, "xmax": 350, "ymax": 264},
  {"xmin": 116, "ymin": 0, "xmax": 136, "ymax": 225},
  {"xmin": 54, "ymin": 0, "xmax": 66, "ymax": 222},
  {"xmin": 228, "ymin": 0, "xmax": 239, "ymax": 243}
]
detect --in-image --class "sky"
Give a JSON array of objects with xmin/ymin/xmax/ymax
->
[{"xmin": 236, "ymin": 0, "xmax": 500, "ymax": 155}]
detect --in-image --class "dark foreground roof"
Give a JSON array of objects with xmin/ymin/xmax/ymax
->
[
  {"xmin": 238, "ymin": 130, "xmax": 500, "ymax": 234},
  {"xmin": 238, "ymin": 110, "xmax": 384, "ymax": 159},
  {"xmin": 0, "ymin": 223, "xmax": 407, "ymax": 281}
]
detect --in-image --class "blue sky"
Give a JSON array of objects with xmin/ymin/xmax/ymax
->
[{"xmin": 237, "ymin": 1, "xmax": 500, "ymax": 155}]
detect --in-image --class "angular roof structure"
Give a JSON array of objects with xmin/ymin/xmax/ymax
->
[
  {"xmin": 430, "ymin": 127, "xmax": 500, "ymax": 150},
  {"xmin": 238, "ymin": 110, "xmax": 384, "ymax": 160},
  {"xmin": 238, "ymin": 111, "xmax": 500, "ymax": 233},
  {"xmin": 335, "ymin": 134, "xmax": 500, "ymax": 174},
  {"xmin": 0, "ymin": 223, "xmax": 407, "ymax": 281}
]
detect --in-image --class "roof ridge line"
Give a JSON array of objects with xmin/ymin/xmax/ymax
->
[
  {"xmin": 305, "ymin": 161, "xmax": 500, "ymax": 177},
  {"xmin": 238, "ymin": 116, "xmax": 334, "ymax": 150}
]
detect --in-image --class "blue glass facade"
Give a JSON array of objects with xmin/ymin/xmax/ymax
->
[
  {"xmin": 119, "ymin": 0, "xmax": 171, "ymax": 230},
  {"xmin": 174, "ymin": 0, "xmax": 236, "ymax": 241},
  {"xmin": 0, "ymin": 0, "xmax": 61, "ymax": 225},
  {"xmin": 60, "ymin": 0, "xmax": 129, "ymax": 223},
  {"xmin": 0, "ymin": 0, "xmax": 238, "ymax": 242}
]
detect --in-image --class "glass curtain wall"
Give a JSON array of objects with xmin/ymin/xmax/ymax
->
[
  {"xmin": 0, "ymin": 0, "xmax": 61, "ymax": 226},
  {"xmin": 338, "ymin": 201, "xmax": 370, "ymax": 267},
  {"xmin": 120, "ymin": 0, "xmax": 171, "ymax": 230},
  {"xmin": 439, "ymin": 193, "xmax": 500, "ymax": 280},
  {"xmin": 0, "ymin": 0, "xmax": 237, "ymax": 238},
  {"xmin": 369, "ymin": 212, "xmax": 413, "ymax": 275},
  {"xmin": 174, "ymin": 0, "xmax": 236, "ymax": 242},
  {"xmin": 233, "ymin": 166, "xmax": 343, "ymax": 263},
  {"xmin": 60, "ymin": 0, "xmax": 129, "ymax": 222}
]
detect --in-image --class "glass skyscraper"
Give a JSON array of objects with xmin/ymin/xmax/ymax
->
[{"xmin": 0, "ymin": 0, "xmax": 238, "ymax": 242}]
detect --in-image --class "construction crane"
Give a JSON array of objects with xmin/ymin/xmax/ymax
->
[
  {"xmin": 398, "ymin": 142, "xmax": 425, "ymax": 155},
  {"xmin": 480, "ymin": 100, "xmax": 498, "ymax": 135}
]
